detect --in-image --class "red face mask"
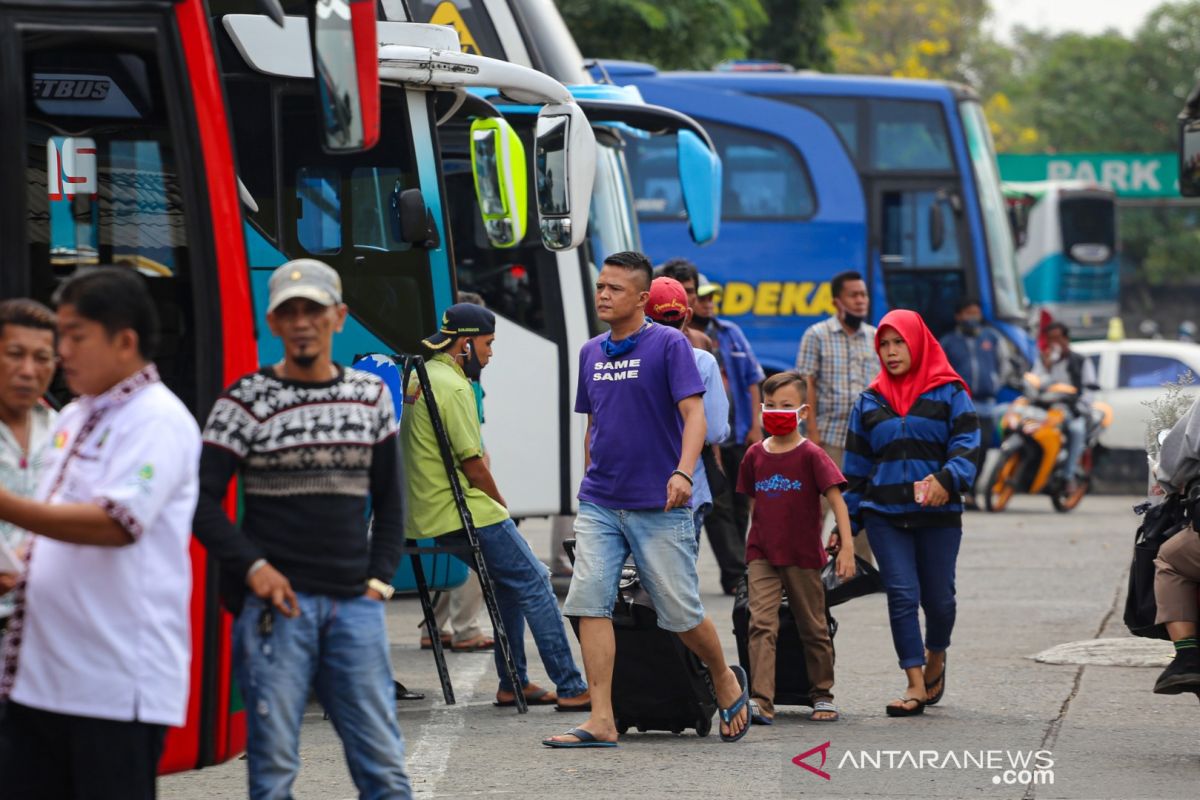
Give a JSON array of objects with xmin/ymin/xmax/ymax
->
[{"xmin": 761, "ymin": 407, "xmax": 801, "ymax": 437}]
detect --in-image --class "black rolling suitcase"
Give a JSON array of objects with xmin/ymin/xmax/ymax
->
[
  {"xmin": 730, "ymin": 576, "xmax": 837, "ymax": 708},
  {"xmin": 564, "ymin": 540, "xmax": 717, "ymax": 736}
]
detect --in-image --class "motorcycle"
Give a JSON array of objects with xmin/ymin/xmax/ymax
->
[{"xmin": 984, "ymin": 373, "xmax": 1113, "ymax": 513}]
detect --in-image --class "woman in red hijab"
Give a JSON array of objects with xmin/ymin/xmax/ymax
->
[{"xmin": 840, "ymin": 310, "xmax": 981, "ymax": 717}]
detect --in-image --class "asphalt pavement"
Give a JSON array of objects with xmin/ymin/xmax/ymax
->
[{"xmin": 161, "ymin": 494, "xmax": 1200, "ymax": 799}]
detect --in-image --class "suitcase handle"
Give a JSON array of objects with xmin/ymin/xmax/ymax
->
[{"xmin": 563, "ymin": 538, "xmax": 576, "ymax": 565}]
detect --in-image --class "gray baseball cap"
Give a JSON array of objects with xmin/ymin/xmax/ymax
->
[{"xmin": 267, "ymin": 259, "xmax": 343, "ymax": 313}]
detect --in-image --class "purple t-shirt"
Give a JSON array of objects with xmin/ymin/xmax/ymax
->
[{"xmin": 575, "ymin": 322, "xmax": 706, "ymax": 510}]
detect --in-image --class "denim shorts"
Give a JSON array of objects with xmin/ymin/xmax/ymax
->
[{"xmin": 562, "ymin": 501, "xmax": 706, "ymax": 632}]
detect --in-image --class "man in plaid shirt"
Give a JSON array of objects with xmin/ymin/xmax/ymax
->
[{"xmin": 795, "ymin": 270, "xmax": 878, "ymax": 563}]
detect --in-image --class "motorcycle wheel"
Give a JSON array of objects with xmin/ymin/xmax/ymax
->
[
  {"xmin": 985, "ymin": 451, "xmax": 1020, "ymax": 512},
  {"xmin": 1051, "ymin": 453, "xmax": 1092, "ymax": 513}
]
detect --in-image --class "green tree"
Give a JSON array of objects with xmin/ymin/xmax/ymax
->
[
  {"xmin": 746, "ymin": 0, "xmax": 845, "ymax": 70},
  {"xmin": 556, "ymin": 0, "xmax": 767, "ymax": 70}
]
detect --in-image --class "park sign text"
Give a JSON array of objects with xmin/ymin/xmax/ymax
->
[{"xmin": 997, "ymin": 153, "xmax": 1177, "ymax": 198}]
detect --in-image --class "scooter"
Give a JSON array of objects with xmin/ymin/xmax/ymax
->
[{"xmin": 984, "ymin": 373, "xmax": 1113, "ymax": 513}]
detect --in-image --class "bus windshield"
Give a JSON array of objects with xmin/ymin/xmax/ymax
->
[
  {"xmin": 959, "ymin": 100, "xmax": 1024, "ymax": 321},
  {"xmin": 588, "ymin": 136, "xmax": 640, "ymax": 260},
  {"xmin": 229, "ymin": 83, "xmax": 438, "ymax": 356}
]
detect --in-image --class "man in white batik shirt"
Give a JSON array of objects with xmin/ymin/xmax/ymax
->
[{"xmin": 0, "ymin": 269, "xmax": 200, "ymax": 800}]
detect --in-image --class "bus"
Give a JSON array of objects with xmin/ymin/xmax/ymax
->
[
  {"xmin": 602, "ymin": 63, "xmax": 1036, "ymax": 370},
  {"xmin": 1, "ymin": 0, "xmax": 379, "ymax": 772},
  {"xmin": 1003, "ymin": 180, "xmax": 1118, "ymax": 338},
  {"xmin": 8, "ymin": 0, "xmax": 593, "ymax": 771},
  {"xmin": 436, "ymin": 84, "xmax": 720, "ymax": 516}
]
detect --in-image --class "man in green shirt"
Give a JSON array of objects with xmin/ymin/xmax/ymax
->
[{"xmin": 402, "ymin": 304, "xmax": 588, "ymax": 710}]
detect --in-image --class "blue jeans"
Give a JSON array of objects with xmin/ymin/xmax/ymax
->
[
  {"xmin": 562, "ymin": 502, "xmax": 705, "ymax": 632},
  {"xmin": 692, "ymin": 501, "xmax": 712, "ymax": 554},
  {"xmin": 1066, "ymin": 415, "xmax": 1087, "ymax": 478},
  {"xmin": 440, "ymin": 519, "xmax": 586, "ymax": 697},
  {"xmin": 865, "ymin": 513, "xmax": 963, "ymax": 669},
  {"xmin": 233, "ymin": 592, "xmax": 411, "ymax": 800}
]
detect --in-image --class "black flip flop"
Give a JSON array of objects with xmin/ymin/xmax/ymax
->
[
  {"xmin": 885, "ymin": 696, "xmax": 926, "ymax": 717},
  {"xmin": 925, "ymin": 654, "xmax": 946, "ymax": 706}
]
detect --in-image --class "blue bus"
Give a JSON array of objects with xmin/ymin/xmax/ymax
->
[
  {"xmin": 602, "ymin": 62, "xmax": 1035, "ymax": 370},
  {"xmin": 1004, "ymin": 180, "xmax": 1118, "ymax": 339}
]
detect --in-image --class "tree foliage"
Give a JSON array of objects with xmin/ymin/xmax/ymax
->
[
  {"xmin": 746, "ymin": 0, "xmax": 845, "ymax": 70},
  {"xmin": 556, "ymin": 0, "xmax": 766, "ymax": 70}
]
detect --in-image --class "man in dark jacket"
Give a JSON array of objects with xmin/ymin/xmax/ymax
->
[{"xmin": 939, "ymin": 299, "xmax": 1002, "ymax": 505}]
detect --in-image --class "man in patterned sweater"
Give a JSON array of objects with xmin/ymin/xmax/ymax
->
[{"xmin": 193, "ymin": 260, "xmax": 411, "ymax": 800}]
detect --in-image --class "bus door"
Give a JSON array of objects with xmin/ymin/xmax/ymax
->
[
  {"xmin": 0, "ymin": 1, "xmax": 256, "ymax": 772},
  {"xmin": 869, "ymin": 176, "xmax": 973, "ymax": 338}
]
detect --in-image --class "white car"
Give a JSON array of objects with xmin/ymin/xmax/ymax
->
[{"xmin": 1071, "ymin": 339, "xmax": 1200, "ymax": 450}]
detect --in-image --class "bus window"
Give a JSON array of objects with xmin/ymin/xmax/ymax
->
[
  {"xmin": 1060, "ymin": 195, "xmax": 1115, "ymax": 264},
  {"xmin": 870, "ymin": 101, "xmax": 953, "ymax": 172},
  {"xmin": 24, "ymin": 44, "xmax": 200, "ymax": 407},
  {"xmin": 296, "ymin": 168, "xmax": 342, "ymax": 254},
  {"xmin": 773, "ymin": 95, "xmax": 860, "ymax": 161},
  {"xmin": 881, "ymin": 189, "xmax": 961, "ymax": 268},
  {"xmin": 409, "ymin": 0, "xmax": 507, "ymax": 58},
  {"xmin": 276, "ymin": 92, "xmax": 436, "ymax": 356},
  {"xmin": 710, "ymin": 124, "xmax": 815, "ymax": 219},
  {"xmin": 588, "ymin": 137, "xmax": 640, "ymax": 261},
  {"xmin": 624, "ymin": 133, "xmax": 685, "ymax": 219},
  {"xmin": 625, "ymin": 124, "xmax": 814, "ymax": 221}
]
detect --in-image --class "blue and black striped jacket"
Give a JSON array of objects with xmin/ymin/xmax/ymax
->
[{"xmin": 843, "ymin": 382, "xmax": 980, "ymax": 530}]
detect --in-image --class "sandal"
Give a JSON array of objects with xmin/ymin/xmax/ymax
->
[
  {"xmin": 494, "ymin": 683, "xmax": 558, "ymax": 707},
  {"xmin": 925, "ymin": 654, "xmax": 946, "ymax": 706},
  {"xmin": 451, "ymin": 635, "xmax": 495, "ymax": 653},
  {"xmin": 810, "ymin": 700, "xmax": 840, "ymax": 722},
  {"xmin": 749, "ymin": 701, "xmax": 773, "ymax": 726},
  {"xmin": 419, "ymin": 634, "xmax": 451, "ymax": 651},
  {"xmin": 542, "ymin": 727, "xmax": 618, "ymax": 748},
  {"xmin": 555, "ymin": 691, "xmax": 592, "ymax": 712},
  {"xmin": 885, "ymin": 696, "xmax": 926, "ymax": 717},
  {"xmin": 718, "ymin": 665, "xmax": 751, "ymax": 742}
]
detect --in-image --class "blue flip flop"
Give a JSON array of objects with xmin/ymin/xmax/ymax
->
[
  {"xmin": 719, "ymin": 665, "xmax": 751, "ymax": 742},
  {"xmin": 542, "ymin": 727, "xmax": 618, "ymax": 749}
]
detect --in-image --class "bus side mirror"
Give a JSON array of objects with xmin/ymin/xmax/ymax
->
[
  {"xmin": 929, "ymin": 199, "xmax": 946, "ymax": 252},
  {"xmin": 1179, "ymin": 113, "xmax": 1200, "ymax": 197},
  {"xmin": 470, "ymin": 117, "xmax": 528, "ymax": 248},
  {"xmin": 534, "ymin": 104, "xmax": 596, "ymax": 250},
  {"xmin": 391, "ymin": 186, "xmax": 440, "ymax": 249},
  {"xmin": 309, "ymin": 0, "xmax": 380, "ymax": 153},
  {"xmin": 676, "ymin": 129, "xmax": 722, "ymax": 245}
]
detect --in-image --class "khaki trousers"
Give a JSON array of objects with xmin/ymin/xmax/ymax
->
[
  {"xmin": 819, "ymin": 442, "xmax": 875, "ymax": 565},
  {"xmin": 746, "ymin": 559, "xmax": 835, "ymax": 716},
  {"xmin": 421, "ymin": 573, "xmax": 487, "ymax": 643},
  {"xmin": 1155, "ymin": 526, "xmax": 1200, "ymax": 625}
]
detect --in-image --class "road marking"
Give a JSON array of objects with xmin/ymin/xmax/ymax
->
[{"xmin": 406, "ymin": 655, "xmax": 492, "ymax": 798}]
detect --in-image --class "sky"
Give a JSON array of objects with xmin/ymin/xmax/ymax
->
[{"xmin": 988, "ymin": 0, "xmax": 1167, "ymax": 40}]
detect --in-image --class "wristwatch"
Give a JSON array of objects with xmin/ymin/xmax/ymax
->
[{"xmin": 367, "ymin": 578, "xmax": 395, "ymax": 601}]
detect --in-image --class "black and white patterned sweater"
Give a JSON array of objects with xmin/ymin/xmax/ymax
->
[{"xmin": 193, "ymin": 365, "xmax": 404, "ymax": 607}]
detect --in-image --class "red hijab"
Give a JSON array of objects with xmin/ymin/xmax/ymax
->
[{"xmin": 869, "ymin": 309, "xmax": 967, "ymax": 416}]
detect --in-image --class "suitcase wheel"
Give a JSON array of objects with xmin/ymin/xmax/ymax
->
[
  {"xmin": 671, "ymin": 726, "xmax": 683, "ymax": 735},
  {"xmin": 617, "ymin": 723, "xmax": 629, "ymax": 735},
  {"xmin": 696, "ymin": 716, "xmax": 712, "ymax": 737}
]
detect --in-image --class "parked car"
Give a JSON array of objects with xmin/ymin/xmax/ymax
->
[{"xmin": 1071, "ymin": 339, "xmax": 1200, "ymax": 450}]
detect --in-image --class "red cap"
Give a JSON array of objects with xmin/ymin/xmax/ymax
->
[{"xmin": 646, "ymin": 276, "xmax": 689, "ymax": 323}]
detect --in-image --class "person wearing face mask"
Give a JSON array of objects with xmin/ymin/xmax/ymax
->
[
  {"xmin": 401, "ymin": 303, "xmax": 590, "ymax": 711},
  {"xmin": 939, "ymin": 298, "xmax": 1002, "ymax": 508},
  {"xmin": 795, "ymin": 270, "xmax": 878, "ymax": 563},
  {"xmin": 843, "ymin": 310, "xmax": 979, "ymax": 718},
  {"xmin": 736, "ymin": 371, "xmax": 855, "ymax": 725},
  {"xmin": 1033, "ymin": 321, "xmax": 1097, "ymax": 494}
]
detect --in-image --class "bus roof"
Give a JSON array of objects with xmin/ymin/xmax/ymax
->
[{"xmin": 596, "ymin": 60, "xmax": 978, "ymax": 103}]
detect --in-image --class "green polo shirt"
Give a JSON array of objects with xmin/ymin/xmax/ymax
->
[{"xmin": 401, "ymin": 354, "xmax": 508, "ymax": 539}]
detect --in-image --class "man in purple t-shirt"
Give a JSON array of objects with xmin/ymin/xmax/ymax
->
[{"xmin": 544, "ymin": 251, "xmax": 751, "ymax": 749}]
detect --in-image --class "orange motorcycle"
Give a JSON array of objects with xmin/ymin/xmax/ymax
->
[{"xmin": 984, "ymin": 374, "xmax": 1113, "ymax": 513}]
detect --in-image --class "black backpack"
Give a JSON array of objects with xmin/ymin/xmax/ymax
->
[{"xmin": 1124, "ymin": 492, "xmax": 1194, "ymax": 640}]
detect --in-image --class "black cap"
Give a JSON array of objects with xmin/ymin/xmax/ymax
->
[{"xmin": 422, "ymin": 303, "xmax": 497, "ymax": 350}]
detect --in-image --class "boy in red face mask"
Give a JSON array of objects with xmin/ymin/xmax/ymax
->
[{"xmin": 736, "ymin": 371, "xmax": 855, "ymax": 723}]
